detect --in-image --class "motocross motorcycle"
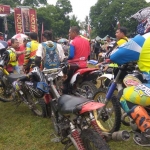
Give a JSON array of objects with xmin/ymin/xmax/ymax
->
[
  {"xmin": 48, "ymin": 61, "xmax": 99, "ymax": 99},
  {"xmin": 43, "ymin": 67, "xmax": 111, "ymax": 150},
  {"xmin": 0, "ymin": 51, "xmax": 48, "ymax": 117},
  {"xmin": 92, "ymin": 61, "xmax": 141, "ymax": 133}
]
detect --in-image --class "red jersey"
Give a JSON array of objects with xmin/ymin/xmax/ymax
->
[
  {"xmin": 16, "ymin": 44, "xmax": 26, "ymax": 66},
  {"xmin": 70, "ymin": 36, "xmax": 90, "ymax": 61}
]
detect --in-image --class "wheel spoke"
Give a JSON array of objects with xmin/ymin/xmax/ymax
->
[{"xmin": 93, "ymin": 89, "xmax": 121, "ymax": 132}]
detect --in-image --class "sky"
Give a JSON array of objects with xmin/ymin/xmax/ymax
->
[{"xmin": 47, "ymin": 0, "xmax": 98, "ymax": 22}]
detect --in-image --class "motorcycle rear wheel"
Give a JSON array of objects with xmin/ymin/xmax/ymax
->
[
  {"xmin": 81, "ymin": 128, "xmax": 110, "ymax": 150},
  {"xmin": 79, "ymin": 81, "xmax": 97, "ymax": 99},
  {"xmin": 93, "ymin": 89, "xmax": 121, "ymax": 133}
]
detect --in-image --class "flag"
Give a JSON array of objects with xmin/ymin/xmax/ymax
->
[
  {"xmin": 29, "ymin": 9, "xmax": 38, "ymax": 33},
  {"xmin": 117, "ymin": 20, "xmax": 120, "ymax": 28},
  {"xmin": 41, "ymin": 22, "xmax": 44, "ymax": 42},
  {"xmin": 87, "ymin": 23, "xmax": 91, "ymax": 38},
  {"xmin": 4, "ymin": 16, "xmax": 8, "ymax": 31},
  {"xmin": 21, "ymin": 8, "xmax": 30, "ymax": 33},
  {"xmin": 14, "ymin": 8, "xmax": 23, "ymax": 34}
]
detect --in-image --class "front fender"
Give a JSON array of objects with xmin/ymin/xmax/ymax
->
[{"xmin": 97, "ymin": 73, "xmax": 114, "ymax": 81}]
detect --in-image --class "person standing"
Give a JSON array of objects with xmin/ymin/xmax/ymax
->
[
  {"xmin": 35, "ymin": 30, "xmax": 65, "ymax": 69},
  {"xmin": 6, "ymin": 38, "xmax": 24, "ymax": 74},
  {"xmin": 23, "ymin": 32, "xmax": 39, "ymax": 73},
  {"xmin": 16, "ymin": 38, "xmax": 29, "ymax": 73},
  {"xmin": 93, "ymin": 40, "xmax": 101, "ymax": 60}
]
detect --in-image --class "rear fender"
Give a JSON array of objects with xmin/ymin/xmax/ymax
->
[
  {"xmin": 70, "ymin": 68, "xmax": 99, "ymax": 85},
  {"xmin": 80, "ymin": 101, "xmax": 105, "ymax": 114},
  {"xmin": 70, "ymin": 72, "xmax": 80, "ymax": 85},
  {"xmin": 86, "ymin": 70, "xmax": 101, "ymax": 81}
]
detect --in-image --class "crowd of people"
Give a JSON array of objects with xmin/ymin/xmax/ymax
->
[
  {"xmin": 89, "ymin": 26, "xmax": 128, "ymax": 63},
  {"xmin": 0, "ymin": 7, "xmax": 150, "ymax": 147}
]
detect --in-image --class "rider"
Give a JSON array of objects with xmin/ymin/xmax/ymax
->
[
  {"xmin": 62, "ymin": 26, "xmax": 90, "ymax": 94},
  {"xmin": 97, "ymin": 27, "xmax": 128, "ymax": 71},
  {"xmin": 110, "ymin": 11, "xmax": 150, "ymax": 146}
]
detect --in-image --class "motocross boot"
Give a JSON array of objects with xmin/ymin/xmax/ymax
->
[{"xmin": 129, "ymin": 105, "xmax": 150, "ymax": 146}]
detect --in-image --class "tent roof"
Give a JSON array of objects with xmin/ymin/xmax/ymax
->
[{"xmin": 102, "ymin": 35, "xmax": 115, "ymax": 40}]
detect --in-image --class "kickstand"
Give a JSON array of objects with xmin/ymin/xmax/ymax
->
[{"xmin": 50, "ymin": 133, "xmax": 61, "ymax": 143}]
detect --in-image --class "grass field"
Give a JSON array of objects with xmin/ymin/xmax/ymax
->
[{"xmin": 0, "ymin": 101, "xmax": 149, "ymax": 150}]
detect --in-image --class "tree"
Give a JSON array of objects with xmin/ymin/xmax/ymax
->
[
  {"xmin": 22, "ymin": 0, "xmax": 48, "ymax": 7},
  {"xmin": 37, "ymin": 4, "xmax": 70, "ymax": 38},
  {"xmin": 0, "ymin": 0, "xmax": 20, "ymax": 7},
  {"xmin": 56, "ymin": 0, "xmax": 72, "ymax": 15},
  {"xmin": 0, "ymin": 0, "xmax": 48, "ymax": 7},
  {"xmin": 90, "ymin": 0, "xmax": 150, "ymax": 37},
  {"xmin": 70, "ymin": 15, "xmax": 79, "ymax": 27}
]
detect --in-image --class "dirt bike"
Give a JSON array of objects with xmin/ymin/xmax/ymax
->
[
  {"xmin": 43, "ymin": 67, "xmax": 111, "ymax": 150},
  {"xmin": 92, "ymin": 61, "xmax": 141, "ymax": 133},
  {"xmin": 47, "ymin": 61, "xmax": 99, "ymax": 99},
  {"xmin": 0, "ymin": 57, "xmax": 48, "ymax": 117}
]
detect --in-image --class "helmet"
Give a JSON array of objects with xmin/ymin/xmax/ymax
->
[
  {"xmin": 31, "ymin": 67, "xmax": 46, "ymax": 82},
  {"xmin": 131, "ymin": 7, "xmax": 150, "ymax": 35}
]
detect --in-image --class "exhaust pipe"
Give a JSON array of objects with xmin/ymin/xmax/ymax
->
[{"xmin": 112, "ymin": 130, "xmax": 130, "ymax": 141}]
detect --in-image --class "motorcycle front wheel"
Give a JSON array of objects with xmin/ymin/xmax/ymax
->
[
  {"xmin": 0, "ymin": 79, "xmax": 14, "ymax": 102},
  {"xmin": 93, "ymin": 89, "xmax": 121, "ymax": 133},
  {"xmin": 81, "ymin": 128, "xmax": 110, "ymax": 150},
  {"xmin": 27, "ymin": 94, "xmax": 47, "ymax": 117}
]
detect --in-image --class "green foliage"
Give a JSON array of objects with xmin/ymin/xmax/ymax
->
[
  {"xmin": 22, "ymin": 0, "xmax": 48, "ymax": 7},
  {"xmin": 70, "ymin": 15, "xmax": 79, "ymax": 27},
  {"xmin": 90, "ymin": 0, "xmax": 150, "ymax": 37},
  {"xmin": 37, "ymin": 4, "xmax": 71, "ymax": 38},
  {"xmin": 0, "ymin": 0, "xmax": 48, "ymax": 7},
  {"xmin": 56, "ymin": 0, "xmax": 72, "ymax": 15},
  {"xmin": 0, "ymin": 0, "xmax": 20, "ymax": 7}
]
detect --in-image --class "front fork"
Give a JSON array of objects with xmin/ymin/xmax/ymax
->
[
  {"xmin": 69, "ymin": 122, "xmax": 85, "ymax": 150},
  {"xmin": 89, "ymin": 112, "xmax": 106, "ymax": 138}
]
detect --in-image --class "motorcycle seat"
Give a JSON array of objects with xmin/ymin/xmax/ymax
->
[
  {"xmin": 7, "ymin": 73, "xmax": 27, "ymax": 83},
  {"xmin": 58, "ymin": 94, "xmax": 91, "ymax": 114}
]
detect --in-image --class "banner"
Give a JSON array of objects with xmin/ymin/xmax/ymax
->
[
  {"xmin": 41, "ymin": 22, "xmax": 44, "ymax": 42},
  {"xmin": 21, "ymin": 8, "xmax": 30, "ymax": 33},
  {"xmin": 14, "ymin": 8, "xmax": 38, "ymax": 34},
  {"xmin": 0, "ymin": 5, "xmax": 10, "ymax": 14},
  {"xmin": 14, "ymin": 8, "xmax": 23, "ymax": 34},
  {"xmin": 29, "ymin": 9, "xmax": 38, "ymax": 33}
]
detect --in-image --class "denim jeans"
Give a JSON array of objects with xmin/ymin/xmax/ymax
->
[{"xmin": 13, "ymin": 65, "xmax": 20, "ymax": 74}]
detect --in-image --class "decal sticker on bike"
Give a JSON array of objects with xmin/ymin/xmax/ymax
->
[
  {"xmin": 123, "ymin": 75, "xmax": 142, "ymax": 87},
  {"xmin": 134, "ymin": 84, "xmax": 150, "ymax": 97}
]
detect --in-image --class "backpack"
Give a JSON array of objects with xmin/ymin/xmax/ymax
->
[{"xmin": 42, "ymin": 41, "xmax": 60, "ymax": 69}]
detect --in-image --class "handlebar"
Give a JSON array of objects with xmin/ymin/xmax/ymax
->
[{"xmin": 43, "ymin": 66, "xmax": 65, "ymax": 81}]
